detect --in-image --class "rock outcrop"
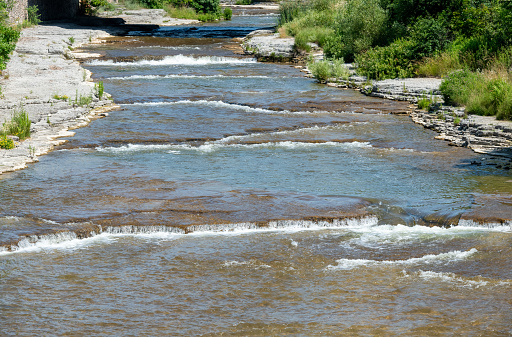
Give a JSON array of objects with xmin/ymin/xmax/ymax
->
[
  {"xmin": 242, "ymin": 30, "xmax": 296, "ymax": 61},
  {"xmin": 0, "ymin": 23, "xmax": 118, "ymax": 175}
]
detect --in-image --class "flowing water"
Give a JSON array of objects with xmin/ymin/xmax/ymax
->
[{"xmin": 1, "ymin": 14, "xmax": 512, "ymax": 336}]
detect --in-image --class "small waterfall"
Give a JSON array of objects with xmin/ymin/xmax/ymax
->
[{"xmin": 2, "ymin": 215, "xmax": 510, "ymax": 254}]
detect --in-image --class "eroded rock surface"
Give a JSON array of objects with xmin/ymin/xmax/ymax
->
[
  {"xmin": 242, "ymin": 30, "xmax": 296, "ymax": 61},
  {"xmin": 0, "ymin": 23, "xmax": 119, "ymax": 174}
]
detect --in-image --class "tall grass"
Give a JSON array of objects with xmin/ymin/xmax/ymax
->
[
  {"xmin": 163, "ymin": 4, "xmax": 198, "ymax": 19},
  {"xmin": 2, "ymin": 107, "xmax": 31, "ymax": 140},
  {"xmin": 440, "ymin": 69, "xmax": 512, "ymax": 120},
  {"xmin": 308, "ymin": 58, "xmax": 349, "ymax": 82}
]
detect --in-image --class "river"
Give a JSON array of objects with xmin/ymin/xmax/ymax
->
[{"xmin": 1, "ymin": 13, "xmax": 512, "ymax": 336}]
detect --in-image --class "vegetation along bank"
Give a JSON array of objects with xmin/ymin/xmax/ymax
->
[{"xmin": 271, "ymin": 0, "xmax": 512, "ymax": 159}]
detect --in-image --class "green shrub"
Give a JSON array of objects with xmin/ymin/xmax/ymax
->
[
  {"xmin": 324, "ymin": 0, "xmax": 387, "ymax": 62},
  {"xmin": 408, "ymin": 17, "xmax": 449, "ymax": 59},
  {"xmin": 138, "ymin": 0, "xmax": 163, "ymax": 8},
  {"xmin": 197, "ymin": 12, "xmax": 219, "ymax": 21},
  {"xmin": 309, "ymin": 60, "xmax": 330, "ymax": 81},
  {"xmin": 95, "ymin": 81, "xmax": 104, "ymax": 100},
  {"xmin": 416, "ymin": 43, "xmax": 463, "ymax": 77},
  {"xmin": 190, "ymin": 0, "xmax": 220, "ymax": 15},
  {"xmin": 356, "ymin": 38, "xmax": 416, "ymax": 80},
  {"xmin": 223, "ymin": 7, "xmax": 232, "ymax": 20},
  {"xmin": 0, "ymin": 134, "xmax": 14, "ymax": 149},
  {"xmin": 417, "ymin": 96, "xmax": 432, "ymax": 110},
  {"xmin": 439, "ymin": 70, "xmax": 481, "ymax": 107},
  {"xmin": 440, "ymin": 70, "xmax": 512, "ymax": 120},
  {"xmin": 308, "ymin": 58, "xmax": 349, "ymax": 82},
  {"xmin": 0, "ymin": 26, "xmax": 20, "ymax": 70},
  {"xmin": 279, "ymin": 0, "xmax": 305, "ymax": 26},
  {"xmin": 27, "ymin": 5, "xmax": 41, "ymax": 25},
  {"xmin": 164, "ymin": 4, "xmax": 198, "ymax": 19}
]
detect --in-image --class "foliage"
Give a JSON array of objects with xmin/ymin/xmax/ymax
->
[
  {"xmin": 2, "ymin": 107, "xmax": 31, "ymax": 140},
  {"xmin": 356, "ymin": 38, "xmax": 416, "ymax": 79},
  {"xmin": 440, "ymin": 69, "xmax": 512, "ymax": 120},
  {"xmin": 223, "ymin": 7, "xmax": 232, "ymax": 20},
  {"xmin": 26, "ymin": 5, "xmax": 41, "ymax": 25},
  {"xmin": 163, "ymin": 4, "xmax": 198, "ymax": 19},
  {"xmin": 325, "ymin": 0, "xmax": 387, "ymax": 62},
  {"xmin": 0, "ymin": 134, "xmax": 14, "ymax": 149},
  {"xmin": 308, "ymin": 58, "xmax": 349, "ymax": 82},
  {"xmin": 81, "ymin": 0, "xmax": 114, "ymax": 15},
  {"xmin": 133, "ymin": 0, "xmax": 221, "ymax": 18},
  {"xmin": 0, "ymin": 25, "xmax": 19, "ymax": 70},
  {"xmin": 95, "ymin": 81, "xmax": 104, "ymax": 100}
]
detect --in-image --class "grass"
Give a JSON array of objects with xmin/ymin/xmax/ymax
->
[
  {"xmin": 440, "ymin": 68, "xmax": 512, "ymax": 120},
  {"xmin": 417, "ymin": 96, "xmax": 432, "ymax": 110},
  {"xmin": 53, "ymin": 94, "xmax": 69, "ymax": 100},
  {"xmin": 163, "ymin": 4, "xmax": 198, "ymax": 20},
  {"xmin": 95, "ymin": 81, "xmax": 104, "ymax": 100},
  {"xmin": 308, "ymin": 58, "xmax": 349, "ymax": 82},
  {"xmin": 2, "ymin": 106, "xmax": 31, "ymax": 140}
]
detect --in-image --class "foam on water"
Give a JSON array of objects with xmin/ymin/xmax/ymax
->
[
  {"xmin": 96, "ymin": 140, "xmax": 373, "ymax": 154},
  {"xmin": 122, "ymin": 100, "xmax": 298, "ymax": 114},
  {"xmin": 1, "ymin": 218, "xmax": 377, "ymax": 255},
  {"xmin": 344, "ymin": 224, "xmax": 509, "ymax": 248},
  {"xmin": 110, "ymin": 74, "xmax": 279, "ymax": 80},
  {"xmin": 458, "ymin": 219, "xmax": 512, "ymax": 230},
  {"xmin": 326, "ymin": 248, "xmax": 478, "ymax": 270},
  {"xmin": 4, "ymin": 218, "xmax": 510, "ymax": 256},
  {"xmin": 87, "ymin": 55, "xmax": 257, "ymax": 67},
  {"xmin": 402, "ymin": 270, "xmax": 512, "ymax": 288}
]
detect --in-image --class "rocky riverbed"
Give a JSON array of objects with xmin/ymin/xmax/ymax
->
[
  {"xmin": 242, "ymin": 30, "xmax": 512, "ymax": 162},
  {"xmin": 0, "ymin": 12, "xmax": 196, "ymax": 175}
]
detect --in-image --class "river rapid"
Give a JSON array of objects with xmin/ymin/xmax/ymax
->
[{"xmin": 1, "ymin": 13, "xmax": 512, "ymax": 336}]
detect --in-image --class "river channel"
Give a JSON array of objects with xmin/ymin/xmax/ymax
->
[{"xmin": 1, "ymin": 13, "xmax": 512, "ymax": 336}]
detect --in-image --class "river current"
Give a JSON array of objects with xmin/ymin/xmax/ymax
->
[{"xmin": 1, "ymin": 14, "xmax": 512, "ymax": 335}]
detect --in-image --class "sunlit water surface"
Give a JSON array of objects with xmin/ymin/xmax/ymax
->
[{"xmin": 1, "ymin": 14, "xmax": 512, "ymax": 336}]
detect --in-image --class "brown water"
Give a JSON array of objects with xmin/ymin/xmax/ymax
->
[{"xmin": 1, "ymin": 14, "xmax": 512, "ymax": 336}]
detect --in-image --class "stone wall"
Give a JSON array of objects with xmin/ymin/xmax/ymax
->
[
  {"xmin": 9, "ymin": 0, "xmax": 29, "ymax": 24},
  {"xmin": 9, "ymin": 0, "xmax": 80, "ymax": 23}
]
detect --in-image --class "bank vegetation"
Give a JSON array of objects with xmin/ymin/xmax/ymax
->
[
  {"xmin": 280, "ymin": 0, "xmax": 512, "ymax": 120},
  {"xmin": 83, "ymin": 0, "xmax": 232, "ymax": 21}
]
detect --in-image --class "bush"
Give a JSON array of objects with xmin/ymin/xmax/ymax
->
[
  {"xmin": 439, "ymin": 70, "xmax": 481, "ymax": 106},
  {"xmin": 164, "ymin": 4, "xmax": 198, "ymax": 19},
  {"xmin": 279, "ymin": 0, "xmax": 305, "ymax": 26},
  {"xmin": 2, "ymin": 108, "xmax": 31, "ymax": 140},
  {"xmin": 223, "ymin": 7, "xmax": 232, "ymax": 20},
  {"xmin": 190, "ymin": 0, "xmax": 220, "ymax": 15},
  {"xmin": 27, "ymin": 5, "xmax": 41, "ymax": 25},
  {"xmin": 324, "ymin": 0, "xmax": 387, "ymax": 62},
  {"xmin": 356, "ymin": 38, "xmax": 416, "ymax": 80},
  {"xmin": 416, "ymin": 41, "xmax": 463, "ymax": 77},
  {"xmin": 308, "ymin": 58, "xmax": 349, "ymax": 82},
  {"xmin": 408, "ymin": 17, "xmax": 449, "ymax": 59},
  {"xmin": 0, "ymin": 26, "xmax": 20, "ymax": 70},
  {"xmin": 138, "ymin": 0, "xmax": 163, "ymax": 8},
  {"xmin": 0, "ymin": 134, "xmax": 14, "ymax": 149},
  {"xmin": 440, "ymin": 69, "xmax": 512, "ymax": 120}
]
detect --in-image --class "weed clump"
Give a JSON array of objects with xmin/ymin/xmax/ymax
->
[
  {"xmin": 308, "ymin": 58, "xmax": 349, "ymax": 82},
  {"xmin": 2, "ymin": 107, "xmax": 31, "ymax": 141},
  {"xmin": 0, "ymin": 134, "xmax": 14, "ymax": 149}
]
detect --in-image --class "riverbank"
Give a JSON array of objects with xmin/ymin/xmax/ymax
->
[
  {"xmin": 241, "ymin": 31, "xmax": 512, "ymax": 162},
  {"xmin": 0, "ymin": 13, "xmax": 197, "ymax": 176},
  {"xmin": 326, "ymin": 73, "xmax": 512, "ymax": 161}
]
